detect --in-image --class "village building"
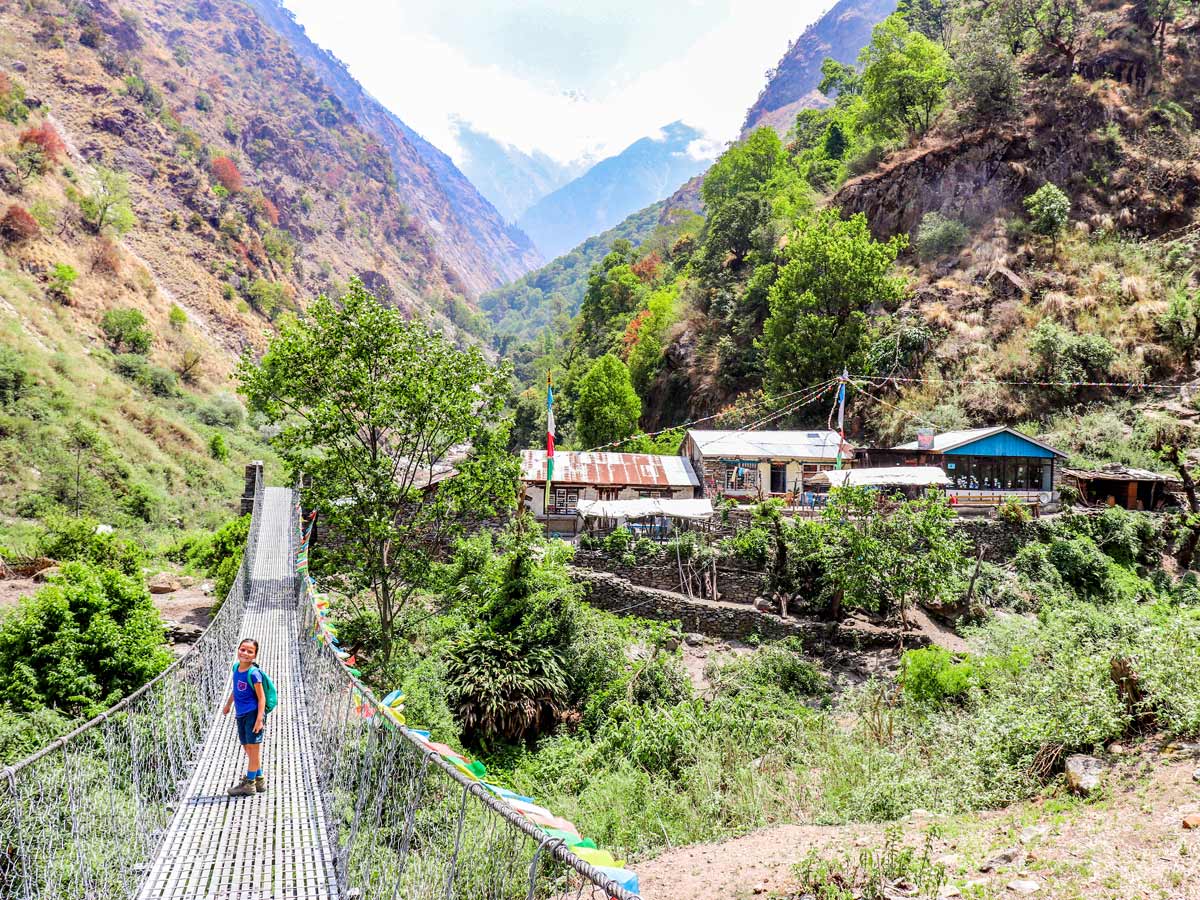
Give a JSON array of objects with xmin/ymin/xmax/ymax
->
[
  {"xmin": 864, "ymin": 426, "xmax": 1067, "ymax": 501},
  {"xmin": 1061, "ymin": 465, "xmax": 1180, "ymax": 510},
  {"xmin": 520, "ymin": 450, "xmax": 700, "ymax": 533},
  {"xmin": 681, "ymin": 430, "xmax": 854, "ymax": 500}
]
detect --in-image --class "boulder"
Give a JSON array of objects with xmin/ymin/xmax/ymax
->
[
  {"xmin": 149, "ymin": 574, "xmax": 182, "ymax": 594},
  {"xmin": 1064, "ymin": 754, "xmax": 1106, "ymax": 796},
  {"xmin": 1007, "ymin": 879, "xmax": 1041, "ymax": 894},
  {"xmin": 979, "ymin": 848, "xmax": 1022, "ymax": 873},
  {"xmin": 1184, "ymin": 814, "xmax": 1200, "ymax": 830}
]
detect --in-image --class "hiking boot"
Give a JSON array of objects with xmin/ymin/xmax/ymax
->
[
  {"xmin": 254, "ymin": 774, "xmax": 267, "ymax": 794},
  {"xmin": 227, "ymin": 776, "xmax": 257, "ymax": 797}
]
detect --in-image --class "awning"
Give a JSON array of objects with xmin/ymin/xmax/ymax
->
[
  {"xmin": 807, "ymin": 466, "xmax": 951, "ymax": 488},
  {"xmin": 574, "ymin": 498, "xmax": 714, "ymax": 520}
]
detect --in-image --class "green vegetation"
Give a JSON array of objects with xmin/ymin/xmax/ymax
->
[
  {"xmin": 574, "ymin": 354, "xmax": 641, "ymax": 450},
  {"xmin": 79, "ymin": 167, "xmax": 136, "ymax": 234},
  {"xmin": 100, "ymin": 308, "xmax": 153, "ymax": 354},
  {"xmin": 0, "ymin": 561, "xmax": 170, "ymax": 715},
  {"xmin": 238, "ymin": 279, "xmax": 516, "ymax": 661}
]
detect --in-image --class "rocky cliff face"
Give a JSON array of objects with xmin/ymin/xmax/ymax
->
[
  {"xmin": 834, "ymin": 51, "xmax": 1200, "ymax": 243},
  {"xmin": 241, "ymin": 0, "xmax": 542, "ymax": 294},
  {"xmin": 741, "ymin": 0, "xmax": 897, "ymax": 137}
]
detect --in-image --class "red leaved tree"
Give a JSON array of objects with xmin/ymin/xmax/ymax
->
[
  {"xmin": 210, "ymin": 156, "xmax": 244, "ymax": 193},
  {"xmin": 19, "ymin": 121, "xmax": 67, "ymax": 163},
  {"xmin": 631, "ymin": 251, "xmax": 662, "ymax": 283},
  {"xmin": 0, "ymin": 205, "xmax": 39, "ymax": 243}
]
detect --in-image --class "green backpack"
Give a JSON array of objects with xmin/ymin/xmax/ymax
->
[{"xmin": 232, "ymin": 663, "xmax": 278, "ymax": 714}]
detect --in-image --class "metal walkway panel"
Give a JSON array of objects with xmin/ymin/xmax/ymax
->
[{"xmin": 137, "ymin": 488, "xmax": 339, "ymax": 900}]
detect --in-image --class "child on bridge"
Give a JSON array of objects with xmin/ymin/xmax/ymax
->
[{"xmin": 223, "ymin": 638, "xmax": 267, "ymax": 796}]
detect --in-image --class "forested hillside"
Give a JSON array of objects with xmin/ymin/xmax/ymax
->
[{"xmin": 514, "ymin": 0, "xmax": 1200, "ymax": 473}]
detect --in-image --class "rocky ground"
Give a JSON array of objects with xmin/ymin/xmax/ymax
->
[{"xmin": 636, "ymin": 744, "xmax": 1200, "ymax": 900}]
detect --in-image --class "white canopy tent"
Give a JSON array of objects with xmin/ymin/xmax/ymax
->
[
  {"xmin": 806, "ymin": 466, "xmax": 950, "ymax": 488},
  {"xmin": 574, "ymin": 498, "xmax": 715, "ymax": 521}
]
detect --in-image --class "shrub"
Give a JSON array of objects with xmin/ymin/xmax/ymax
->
[
  {"xmin": 140, "ymin": 365, "xmax": 177, "ymax": 397},
  {"xmin": 193, "ymin": 91, "xmax": 212, "ymax": 112},
  {"xmin": 1047, "ymin": 535, "xmax": 1111, "ymax": 600},
  {"xmin": 100, "ymin": 308, "xmax": 152, "ymax": 354},
  {"xmin": 0, "ymin": 562, "xmax": 169, "ymax": 713},
  {"xmin": 18, "ymin": 121, "xmax": 66, "ymax": 164},
  {"xmin": 197, "ymin": 393, "xmax": 244, "ymax": 428},
  {"xmin": 602, "ymin": 526, "xmax": 633, "ymax": 555},
  {"xmin": 914, "ymin": 212, "xmax": 968, "ymax": 260},
  {"xmin": 0, "ymin": 347, "xmax": 28, "ymax": 404},
  {"xmin": 208, "ymin": 432, "xmax": 228, "ymax": 461},
  {"xmin": 246, "ymin": 277, "xmax": 286, "ymax": 318},
  {"xmin": 995, "ymin": 495, "xmax": 1029, "ymax": 526},
  {"xmin": 91, "ymin": 236, "xmax": 122, "ymax": 275},
  {"xmin": 0, "ymin": 74, "xmax": 30, "ymax": 124},
  {"xmin": 1024, "ymin": 182, "xmax": 1070, "ymax": 242},
  {"xmin": 950, "ymin": 30, "xmax": 1020, "ymax": 127},
  {"xmin": 901, "ymin": 647, "xmax": 976, "ymax": 705},
  {"xmin": 47, "ymin": 263, "xmax": 78, "ymax": 303},
  {"xmin": 723, "ymin": 525, "xmax": 772, "ymax": 567},
  {"xmin": 113, "ymin": 353, "xmax": 147, "ymax": 380},
  {"xmin": 168, "ymin": 303, "xmax": 187, "ymax": 329},
  {"xmin": 122, "ymin": 482, "xmax": 158, "ymax": 522},
  {"xmin": 35, "ymin": 514, "xmax": 144, "ymax": 576},
  {"xmin": 0, "ymin": 205, "xmax": 39, "ymax": 243},
  {"xmin": 710, "ymin": 638, "xmax": 827, "ymax": 700},
  {"xmin": 210, "ymin": 156, "xmax": 243, "ymax": 193}
]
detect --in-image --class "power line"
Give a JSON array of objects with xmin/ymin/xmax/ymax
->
[
  {"xmin": 580, "ymin": 376, "xmax": 839, "ymax": 453},
  {"xmin": 851, "ymin": 373, "xmax": 1195, "ymax": 391}
]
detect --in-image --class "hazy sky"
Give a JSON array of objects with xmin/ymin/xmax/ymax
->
[{"xmin": 281, "ymin": 0, "xmax": 829, "ymax": 164}]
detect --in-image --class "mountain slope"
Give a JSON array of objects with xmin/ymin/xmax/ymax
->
[
  {"xmin": 741, "ymin": 0, "xmax": 898, "ymax": 137},
  {"xmin": 452, "ymin": 121, "xmax": 583, "ymax": 223},
  {"xmin": 240, "ymin": 0, "xmax": 542, "ymax": 293},
  {"xmin": 516, "ymin": 122, "xmax": 712, "ymax": 260}
]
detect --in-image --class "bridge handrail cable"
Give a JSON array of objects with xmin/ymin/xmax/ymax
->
[
  {"xmin": 294, "ymin": 491, "xmax": 641, "ymax": 900},
  {"xmin": 0, "ymin": 469, "xmax": 265, "ymax": 899}
]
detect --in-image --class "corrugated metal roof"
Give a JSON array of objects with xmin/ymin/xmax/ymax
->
[
  {"xmin": 686, "ymin": 429, "xmax": 851, "ymax": 460},
  {"xmin": 520, "ymin": 451, "xmax": 699, "ymax": 487},
  {"xmin": 894, "ymin": 426, "xmax": 1065, "ymax": 457},
  {"xmin": 1062, "ymin": 466, "xmax": 1175, "ymax": 482}
]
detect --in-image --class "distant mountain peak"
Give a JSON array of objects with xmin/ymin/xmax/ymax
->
[
  {"xmin": 515, "ymin": 122, "xmax": 713, "ymax": 260},
  {"xmin": 741, "ymin": 0, "xmax": 898, "ymax": 137}
]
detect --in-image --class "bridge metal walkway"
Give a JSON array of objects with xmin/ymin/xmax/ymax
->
[
  {"xmin": 1, "ymin": 478, "xmax": 638, "ymax": 900},
  {"xmin": 137, "ymin": 487, "xmax": 338, "ymax": 900}
]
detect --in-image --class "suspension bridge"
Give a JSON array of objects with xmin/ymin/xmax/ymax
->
[{"xmin": 0, "ymin": 476, "xmax": 639, "ymax": 900}]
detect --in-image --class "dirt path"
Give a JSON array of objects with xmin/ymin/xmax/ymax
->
[{"xmin": 636, "ymin": 749, "xmax": 1200, "ymax": 900}]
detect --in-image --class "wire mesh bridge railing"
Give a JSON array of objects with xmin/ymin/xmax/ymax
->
[
  {"xmin": 0, "ymin": 476, "xmax": 641, "ymax": 900},
  {"xmin": 0, "ymin": 471, "xmax": 264, "ymax": 900}
]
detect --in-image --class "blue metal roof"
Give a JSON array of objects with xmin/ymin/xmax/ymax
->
[{"xmin": 943, "ymin": 430, "xmax": 1056, "ymax": 458}]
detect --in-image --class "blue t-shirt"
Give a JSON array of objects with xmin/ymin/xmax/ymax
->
[{"xmin": 233, "ymin": 665, "xmax": 264, "ymax": 717}]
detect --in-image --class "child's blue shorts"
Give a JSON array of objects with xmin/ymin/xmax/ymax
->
[{"xmin": 235, "ymin": 711, "xmax": 266, "ymax": 746}]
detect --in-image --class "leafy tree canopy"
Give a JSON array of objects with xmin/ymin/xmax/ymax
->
[
  {"xmin": 238, "ymin": 279, "xmax": 516, "ymax": 660},
  {"xmin": 859, "ymin": 14, "xmax": 953, "ymax": 140},
  {"xmin": 0, "ymin": 562, "xmax": 169, "ymax": 714},
  {"xmin": 761, "ymin": 208, "xmax": 907, "ymax": 393},
  {"xmin": 575, "ymin": 353, "xmax": 642, "ymax": 450}
]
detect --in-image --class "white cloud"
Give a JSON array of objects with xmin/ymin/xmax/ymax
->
[{"xmin": 281, "ymin": 1, "xmax": 828, "ymax": 165}]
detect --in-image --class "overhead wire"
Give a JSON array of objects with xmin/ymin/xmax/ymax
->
[
  {"xmin": 581, "ymin": 376, "xmax": 838, "ymax": 453},
  {"xmin": 851, "ymin": 372, "xmax": 1194, "ymax": 391}
]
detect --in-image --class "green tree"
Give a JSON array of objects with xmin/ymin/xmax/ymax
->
[
  {"xmin": 859, "ymin": 14, "xmax": 952, "ymax": 140},
  {"xmin": 79, "ymin": 167, "xmax": 136, "ymax": 234},
  {"xmin": 238, "ymin": 279, "xmax": 516, "ymax": 662},
  {"xmin": 575, "ymin": 354, "xmax": 642, "ymax": 450},
  {"xmin": 100, "ymin": 308, "xmax": 152, "ymax": 353},
  {"xmin": 700, "ymin": 127, "xmax": 788, "ymax": 211},
  {"xmin": 444, "ymin": 519, "xmax": 580, "ymax": 747},
  {"xmin": 819, "ymin": 486, "xmax": 968, "ymax": 624},
  {"xmin": 1017, "ymin": 0, "xmax": 1084, "ymax": 71},
  {"xmin": 818, "ymin": 58, "xmax": 863, "ymax": 100},
  {"xmin": 761, "ymin": 208, "xmax": 907, "ymax": 392},
  {"xmin": 0, "ymin": 562, "xmax": 169, "ymax": 713},
  {"xmin": 168, "ymin": 303, "xmax": 188, "ymax": 329},
  {"xmin": 822, "ymin": 121, "xmax": 849, "ymax": 159},
  {"xmin": 1159, "ymin": 286, "xmax": 1200, "ymax": 368},
  {"xmin": 47, "ymin": 263, "xmax": 77, "ymax": 302},
  {"xmin": 1024, "ymin": 182, "xmax": 1070, "ymax": 246},
  {"xmin": 950, "ymin": 29, "xmax": 1021, "ymax": 126}
]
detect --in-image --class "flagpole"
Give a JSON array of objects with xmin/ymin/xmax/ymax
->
[{"xmin": 546, "ymin": 371, "xmax": 555, "ymax": 511}]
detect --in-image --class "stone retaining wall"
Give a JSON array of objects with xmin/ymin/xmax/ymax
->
[
  {"xmin": 572, "ymin": 568, "xmax": 924, "ymax": 650},
  {"xmin": 572, "ymin": 549, "xmax": 763, "ymax": 603}
]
